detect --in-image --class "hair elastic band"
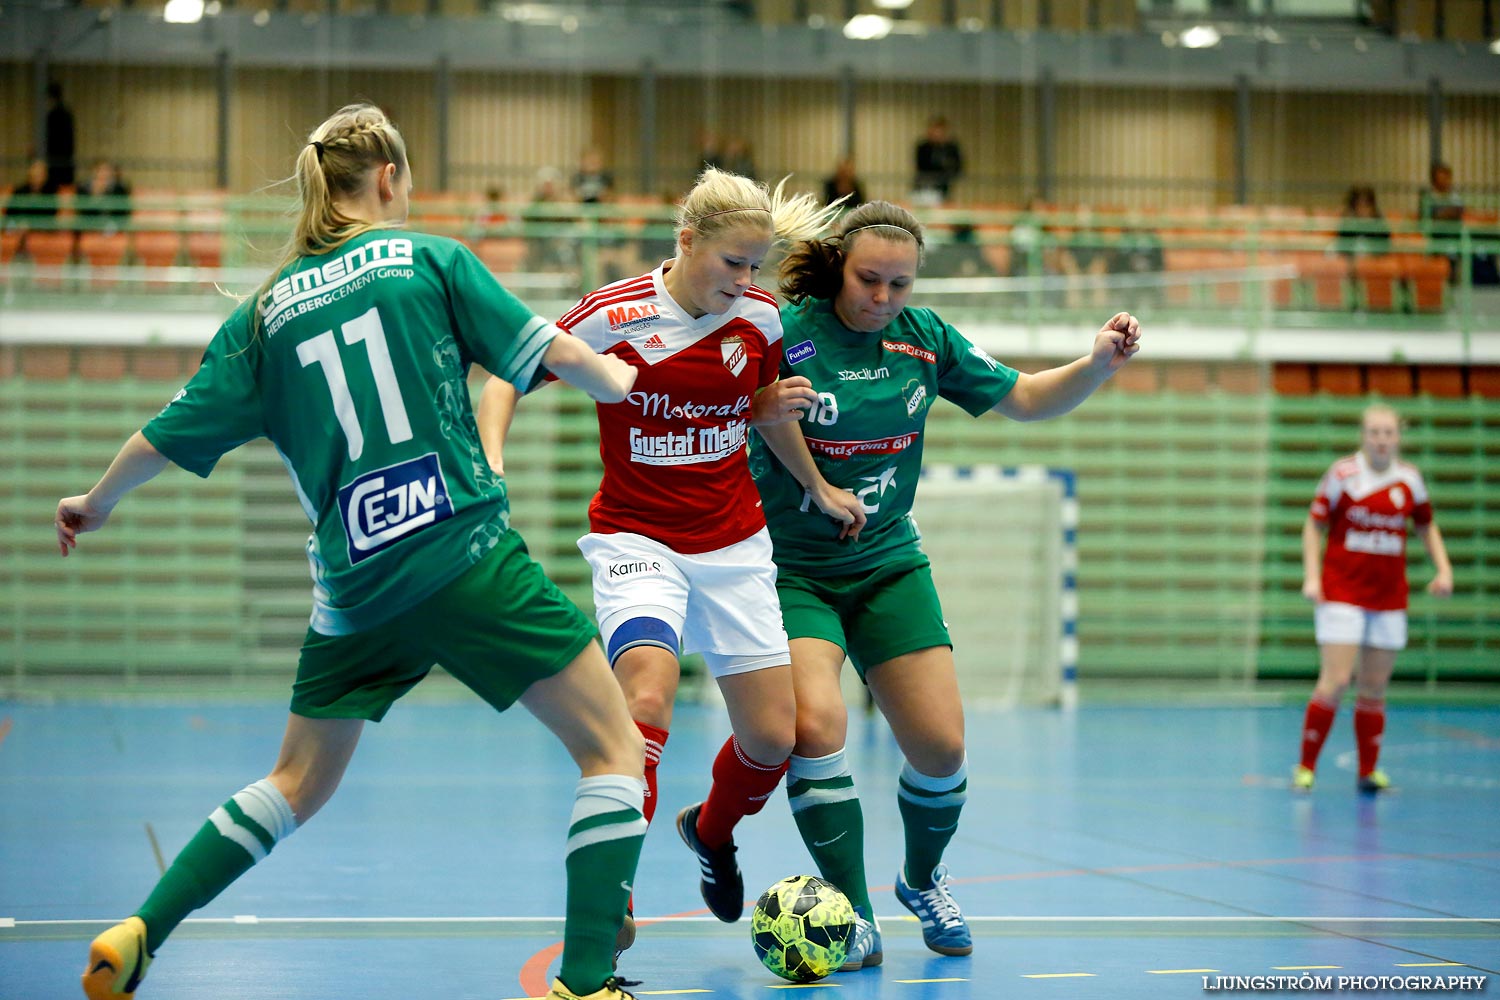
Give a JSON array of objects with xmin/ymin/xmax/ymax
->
[
  {"xmin": 841, "ymin": 223, "xmax": 915, "ymax": 239},
  {"xmin": 696, "ymin": 207, "xmax": 773, "ymax": 222},
  {"xmin": 310, "ymin": 141, "xmax": 326, "ymax": 161}
]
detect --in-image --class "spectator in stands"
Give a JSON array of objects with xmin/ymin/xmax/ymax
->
[
  {"xmin": 77, "ymin": 160, "xmax": 133, "ymax": 233},
  {"xmin": 1336, "ymin": 185, "xmax": 1390, "ymax": 258},
  {"xmin": 524, "ymin": 166, "xmax": 577, "ymax": 275},
  {"xmin": 697, "ymin": 128, "xmax": 722, "ymax": 173},
  {"xmin": 1110, "ymin": 221, "xmax": 1165, "ymax": 311},
  {"xmin": 572, "ymin": 148, "xmax": 614, "ymax": 205},
  {"xmin": 1293, "ymin": 404, "xmax": 1452, "ymax": 796},
  {"xmin": 823, "ymin": 157, "xmax": 865, "ymax": 211},
  {"xmin": 5, "ymin": 158, "xmax": 60, "ymax": 254},
  {"xmin": 476, "ymin": 185, "xmax": 509, "ymax": 233},
  {"xmin": 719, "ymin": 137, "xmax": 757, "ymax": 180},
  {"xmin": 1418, "ymin": 161, "xmax": 1462, "ymax": 225},
  {"xmin": 44, "ymin": 82, "xmax": 77, "ymax": 189},
  {"xmin": 923, "ymin": 223, "xmax": 994, "ymax": 280},
  {"xmin": 1056, "ymin": 209, "xmax": 1112, "ymax": 309},
  {"xmin": 913, "ymin": 115, "xmax": 962, "ymax": 205}
]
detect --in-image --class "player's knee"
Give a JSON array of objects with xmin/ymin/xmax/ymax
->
[
  {"xmin": 910, "ymin": 740, "xmax": 966, "ymax": 779},
  {"xmin": 738, "ymin": 720, "xmax": 796, "ymax": 765},
  {"xmin": 794, "ymin": 700, "xmax": 848, "ymax": 757}
]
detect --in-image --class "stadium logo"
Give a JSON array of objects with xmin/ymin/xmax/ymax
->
[
  {"xmin": 337, "ymin": 453, "xmax": 454, "ymax": 565},
  {"xmin": 786, "ymin": 340, "xmax": 816, "ymax": 365},
  {"xmin": 839, "ymin": 367, "xmax": 889, "ymax": 381},
  {"xmin": 722, "ymin": 335, "xmax": 747, "ymax": 376},
  {"xmin": 607, "ymin": 304, "xmax": 663, "ymax": 335}
]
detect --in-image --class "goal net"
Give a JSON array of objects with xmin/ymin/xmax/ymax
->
[{"xmin": 909, "ymin": 465, "xmax": 1076, "ymax": 709}]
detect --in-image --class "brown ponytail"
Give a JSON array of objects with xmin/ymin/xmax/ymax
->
[{"xmin": 779, "ymin": 200, "xmax": 926, "ymax": 304}]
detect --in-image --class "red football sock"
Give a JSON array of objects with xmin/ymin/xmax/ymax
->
[
  {"xmin": 1300, "ymin": 696, "xmax": 1338, "ymax": 771},
  {"xmin": 696, "ymin": 736, "xmax": 788, "ymax": 849},
  {"xmin": 636, "ymin": 720, "xmax": 670, "ymax": 826},
  {"xmin": 1354, "ymin": 698, "xmax": 1385, "ymax": 776}
]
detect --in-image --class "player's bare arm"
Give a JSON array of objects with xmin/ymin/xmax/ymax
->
[
  {"xmin": 1301, "ymin": 515, "xmax": 1327, "ymax": 601},
  {"xmin": 56, "ymin": 431, "xmax": 170, "ymax": 557},
  {"xmin": 1419, "ymin": 520, "xmax": 1454, "ymax": 597},
  {"xmin": 991, "ymin": 312, "xmax": 1142, "ymax": 423},
  {"xmin": 755, "ymin": 421, "xmax": 866, "ymax": 540},
  {"xmin": 750, "ymin": 376, "xmax": 819, "ymax": 426},
  {"xmin": 477, "ymin": 375, "xmax": 523, "ymax": 476},
  {"xmin": 541, "ymin": 334, "xmax": 638, "ymax": 404}
]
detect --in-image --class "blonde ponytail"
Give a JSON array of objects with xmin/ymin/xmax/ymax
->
[{"xmin": 675, "ymin": 168, "xmax": 843, "ymax": 249}]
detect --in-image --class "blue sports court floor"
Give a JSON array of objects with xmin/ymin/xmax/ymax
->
[{"xmin": 2, "ymin": 697, "xmax": 1497, "ymax": 999}]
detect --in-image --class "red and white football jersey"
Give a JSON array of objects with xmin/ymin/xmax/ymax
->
[
  {"xmin": 557, "ymin": 262, "xmax": 782, "ymax": 553},
  {"xmin": 1310, "ymin": 450, "xmax": 1432, "ymax": 611}
]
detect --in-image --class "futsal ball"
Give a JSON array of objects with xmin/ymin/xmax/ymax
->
[{"xmin": 750, "ymin": 875, "xmax": 856, "ymax": 983}]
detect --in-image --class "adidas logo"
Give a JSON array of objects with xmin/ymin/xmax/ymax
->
[{"xmin": 643, "ymin": 334, "xmax": 668, "ymax": 349}]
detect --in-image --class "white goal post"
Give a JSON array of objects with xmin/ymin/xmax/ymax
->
[{"xmin": 911, "ymin": 465, "xmax": 1078, "ymax": 709}]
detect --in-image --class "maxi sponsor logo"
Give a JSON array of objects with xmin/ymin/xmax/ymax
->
[
  {"xmin": 627, "ymin": 391, "xmax": 751, "ymax": 420},
  {"xmin": 629, "ymin": 420, "xmax": 748, "ymax": 466},
  {"xmin": 807, "ymin": 432, "xmax": 920, "ymax": 461},
  {"xmin": 606, "ymin": 303, "xmax": 662, "ymax": 334},
  {"xmin": 337, "ymin": 452, "xmax": 454, "ymax": 565}
]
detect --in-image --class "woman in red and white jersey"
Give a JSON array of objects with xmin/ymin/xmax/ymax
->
[
  {"xmin": 479, "ymin": 168, "xmax": 864, "ymax": 942},
  {"xmin": 1294, "ymin": 404, "xmax": 1452, "ymax": 793}
]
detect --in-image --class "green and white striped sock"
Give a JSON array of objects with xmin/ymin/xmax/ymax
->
[{"xmin": 558, "ymin": 774, "xmax": 647, "ymax": 993}]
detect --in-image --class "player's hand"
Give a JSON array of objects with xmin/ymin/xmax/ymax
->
[
  {"xmin": 810, "ymin": 483, "xmax": 866, "ymax": 541},
  {"xmin": 1092, "ymin": 312, "xmax": 1141, "ymax": 373},
  {"xmin": 1301, "ymin": 578, "xmax": 1322, "ymax": 602},
  {"xmin": 56, "ymin": 493, "xmax": 113, "ymax": 557},
  {"xmin": 1426, "ymin": 572, "xmax": 1453, "ymax": 598},
  {"xmin": 593, "ymin": 353, "xmax": 639, "ymax": 404},
  {"xmin": 751, "ymin": 377, "xmax": 819, "ymax": 426}
]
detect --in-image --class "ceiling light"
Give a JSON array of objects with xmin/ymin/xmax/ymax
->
[
  {"xmin": 1179, "ymin": 24, "xmax": 1221, "ymax": 48},
  {"xmin": 1490, "ymin": 37, "xmax": 1500, "ymax": 54},
  {"xmin": 163, "ymin": 0, "xmax": 204, "ymax": 22},
  {"xmin": 872, "ymin": 0, "xmax": 914, "ymax": 8},
  {"xmin": 843, "ymin": 13, "xmax": 893, "ymax": 39}
]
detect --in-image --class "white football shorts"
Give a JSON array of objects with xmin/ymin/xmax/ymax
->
[
  {"xmin": 1314, "ymin": 601, "xmax": 1407, "ymax": 650},
  {"xmin": 578, "ymin": 527, "xmax": 790, "ymax": 678}
]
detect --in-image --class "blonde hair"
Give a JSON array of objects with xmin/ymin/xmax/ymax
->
[
  {"xmin": 780, "ymin": 200, "xmax": 925, "ymax": 303},
  {"xmin": 251, "ymin": 103, "xmax": 409, "ymax": 332},
  {"xmin": 675, "ymin": 168, "xmax": 841, "ymax": 249},
  {"xmin": 1361, "ymin": 403, "xmax": 1402, "ymax": 432}
]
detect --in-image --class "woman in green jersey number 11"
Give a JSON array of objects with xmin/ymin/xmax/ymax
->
[
  {"xmin": 58, "ymin": 104, "xmax": 648, "ymax": 1000},
  {"xmin": 753, "ymin": 199, "xmax": 1141, "ymax": 970}
]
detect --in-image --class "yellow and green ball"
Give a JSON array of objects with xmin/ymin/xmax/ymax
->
[{"xmin": 750, "ymin": 875, "xmax": 856, "ymax": 983}]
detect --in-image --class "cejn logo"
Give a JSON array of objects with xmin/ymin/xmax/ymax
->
[{"xmin": 337, "ymin": 453, "xmax": 455, "ymax": 564}]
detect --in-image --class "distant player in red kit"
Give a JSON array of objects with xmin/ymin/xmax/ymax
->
[
  {"xmin": 479, "ymin": 168, "xmax": 865, "ymax": 945},
  {"xmin": 1294, "ymin": 404, "xmax": 1453, "ymax": 793}
]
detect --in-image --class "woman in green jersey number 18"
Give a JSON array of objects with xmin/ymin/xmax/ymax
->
[
  {"xmin": 57, "ymin": 104, "xmax": 648, "ymax": 1000},
  {"xmin": 753, "ymin": 200, "xmax": 1141, "ymax": 970}
]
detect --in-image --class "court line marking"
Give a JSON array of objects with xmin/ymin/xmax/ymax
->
[
  {"xmin": 765, "ymin": 984, "xmax": 841, "ymax": 989},
  {"xmin": 1273, "ymin": 966, "xmax": 1342, "ymax": 970},
  {"xmin": 6, "ymin": 915, "xmax": 1499, "ymax": 927},
  {"xmin": 1396, "ymin": 963, "xmax": 1466, "ymax": 967},
  {"xmin": 1022, "ymin": 973, "xmax": 1096, "ymax": 979},
  {"xmin": 894, "ymin": 978, "xmax": 969, "ymax": 984}
]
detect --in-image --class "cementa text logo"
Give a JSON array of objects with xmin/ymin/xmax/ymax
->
[{"xmin": 338, "ymin": 453, "xmax": 455, "ymax": 564}]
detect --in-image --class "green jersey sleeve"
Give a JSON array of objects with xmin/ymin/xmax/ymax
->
[
  {"xmin": 443, "ymin": 244, "xmax": 557, "ymax": 389},
  {"xmin": 928, "ymin": 311, "xmax": 1019, "ymax": 416},
  {"xmin": 141, "ymin": 304, "xmax": 264, "ymax": 478}
]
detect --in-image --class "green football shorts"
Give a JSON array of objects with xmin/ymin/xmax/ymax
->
[
  {"xmin": 775, "ymin": 557, "xmax": 951, "ymax": 679},
  {"xmin": 292, "ymin": 529, "xmax": 597, "ymax": 721}
]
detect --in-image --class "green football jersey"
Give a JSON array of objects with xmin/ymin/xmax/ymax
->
[
  {"xmin": 143, "ymin": 229, "xmax": 557, "ymax": 635},
  {"xmin": 752, "ymin": 298, "xmax": 1018, "ymax": 575}
]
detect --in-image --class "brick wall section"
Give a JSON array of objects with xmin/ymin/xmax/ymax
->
[{"xmin": 1273, "ymin": 362, "xmax": 1500, "ymax": 398}]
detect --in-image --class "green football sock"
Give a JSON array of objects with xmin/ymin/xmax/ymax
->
[
  {"xmin": 136, "ymin": 779, "xmax": 297, "ymax": 953},
  {"xmin": 558, "ymin": 774, "xmax": 647, "ymax": 993},
  {"xmin": 786, "ymin": 749, "xmax": 872, "ymax": 915},
  {"xmin": 897, "ymin": 757, "xmax": 967, "ymax": 890}
]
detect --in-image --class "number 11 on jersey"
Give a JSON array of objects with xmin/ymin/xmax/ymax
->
[{"xmin": 296, "ymin": 307, "xmax": 414, "ymax": 461}]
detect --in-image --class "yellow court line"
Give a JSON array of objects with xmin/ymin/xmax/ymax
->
[
  {"xmin": 894, "ymin": 978, "xmax": 970, "ymax": 984},
  {"xmin": 1396, "ymin": 963, "xmax": 1465, "ymax": 968},
  {"xmin": 765, "ymin": 985, "xmax": 841, "ymax": 990},
  {"xmin": 1273, "ymin": 966, "xmax": 1342, "ymax": 970},
  {"xmin": 1149, "ymin": 969, "xmax": 1220, "ymax": 974},
  {"xmin": 640, "ymin": 992, "xmax": 716, "ymax": 995},
  {"xmin": 1022, "ymin": 973, "xmax": 1097, "ymax": 979}
]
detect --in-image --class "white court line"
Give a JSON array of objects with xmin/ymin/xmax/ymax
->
[{"xmin": 5, "ymin": 915, "xmax": 1499, "ymax": 927}]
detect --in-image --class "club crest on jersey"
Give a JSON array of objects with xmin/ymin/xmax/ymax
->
[
  {"xmin": 903, "ymin": 378, "xmax": 929, "ymax": 417},
  {"xmin": 722, "ymin": 335, "xmax": 747, "ymax": 376},
  {"xmin": 1390, "ymin": 485, "xmax": 1405, "ymax": 509},
  {"xmin": 786, "ymin": 340, "xmax": 816, "ymax": 365},
  {"xmin": 337, "ymin": 453, "xmax": 454, "ymax": 565}
]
